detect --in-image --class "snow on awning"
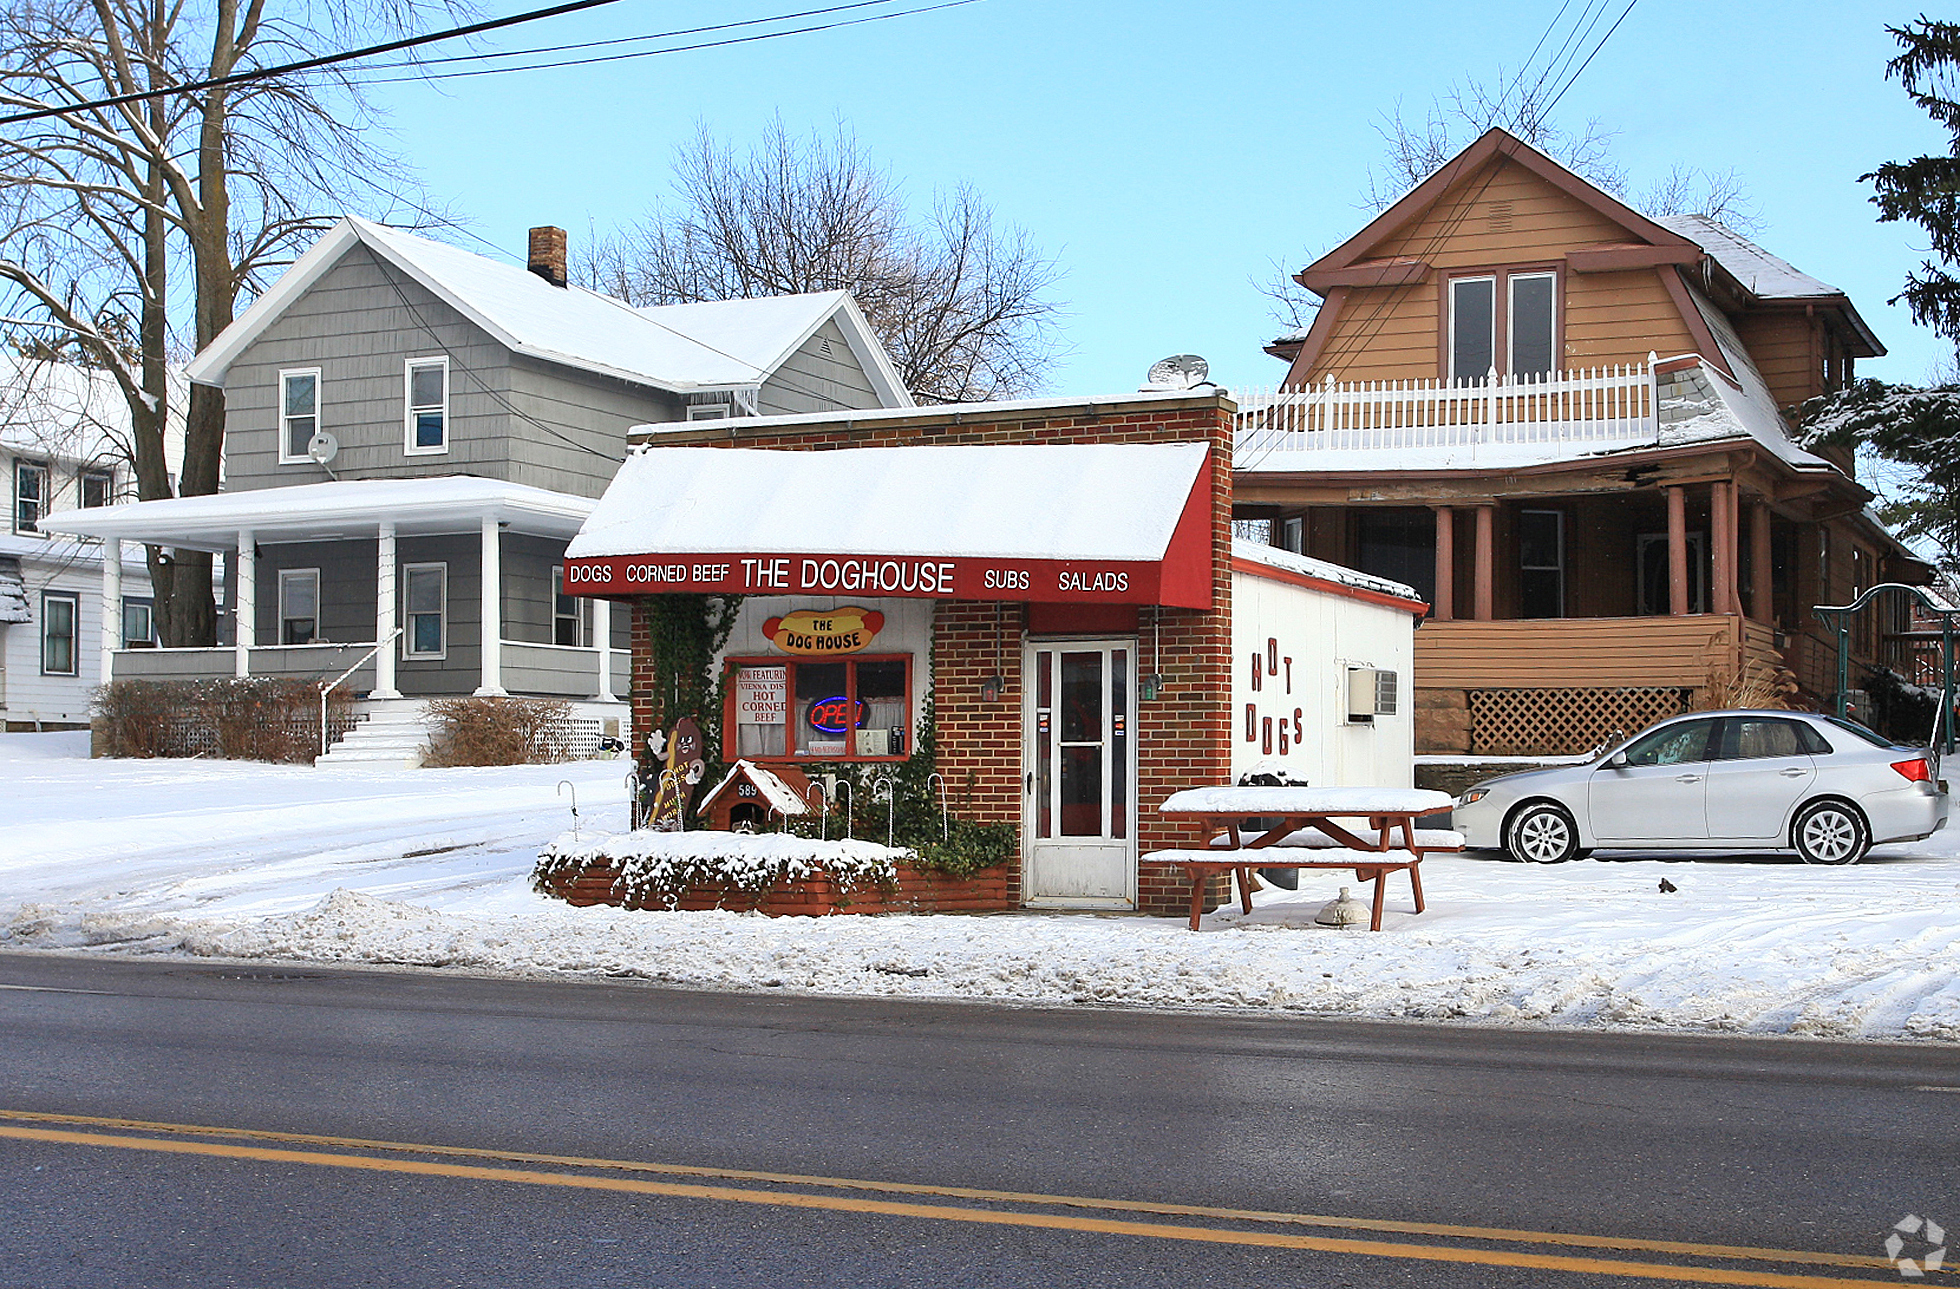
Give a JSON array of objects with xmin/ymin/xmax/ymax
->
[
  {"xmin": 565, "ymin": 442, "xmax": 1216, "ymax": 608},
  {"xmin": 0, "ymin": 556, "xmax": 29, "ymax": 624}
]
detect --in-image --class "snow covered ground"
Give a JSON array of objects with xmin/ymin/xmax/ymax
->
[{"xmin": 4, "ymin": 730, "xmax": 1959, "ymax": 1042}]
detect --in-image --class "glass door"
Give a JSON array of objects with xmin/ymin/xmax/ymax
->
[{"xmin": 1024, "ymin": 641, "xmax": 1134, "ymax": 906}]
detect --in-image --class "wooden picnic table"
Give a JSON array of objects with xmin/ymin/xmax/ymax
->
[{"xmin": 1154, "ymin": 786, "xmax": 1459, "ymax": 931}]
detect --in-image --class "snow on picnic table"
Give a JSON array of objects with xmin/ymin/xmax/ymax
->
[{"xmin": 3, "ymin": 730, "xmax": 1959, "ymax": 1043}]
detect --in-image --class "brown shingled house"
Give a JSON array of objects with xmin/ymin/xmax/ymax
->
[{"xmin": 1234, "ymin": 127, "xmax": 1927, "ymax": 756}]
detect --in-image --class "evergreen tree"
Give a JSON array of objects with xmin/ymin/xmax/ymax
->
[{"xmin": 1866, "ymin": 17, "xmax": 1960, "ymax": 337}]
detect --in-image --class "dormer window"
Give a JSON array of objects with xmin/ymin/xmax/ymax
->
[
  {"xmin": 14, "ymin": 461, "xmax": 47, "ymax": 533},
  {"xmin": 405, "ymin": 357, "xmax": 449, "ymax": 455},
  {"xmin": 1447, "ymin": 268, "xmax": 1559, "ymax": 384},
  {"xmin": 279, "ymin": 369, "xmax": 321, "ymax": 464}
]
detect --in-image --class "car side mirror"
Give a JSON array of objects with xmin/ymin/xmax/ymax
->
[{"xmin": 1606, "ymin": 751, "xmax": 1629, "ymax": 770}]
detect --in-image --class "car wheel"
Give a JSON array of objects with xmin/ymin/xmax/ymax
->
[
  {"xmin": 1506, "ymin": 802, "xmax": 1581, "ymax": 864},
  {"xmin": 1793, "ymin": 800, "xmax": 1868, "ymax": 866}
]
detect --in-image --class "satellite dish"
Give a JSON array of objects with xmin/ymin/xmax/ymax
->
[
  {"xmin": 306, "ymin": 431, "xmax": 339, "ymax": 466},
  {"xmin": 1145, "ymin": 354, "xmax": 1210, "ymax": 390}
]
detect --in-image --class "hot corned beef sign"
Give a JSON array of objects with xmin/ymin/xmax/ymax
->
[{"xmin": 561, "ymin": 551, "xmax": 1204, "ymax": 606}]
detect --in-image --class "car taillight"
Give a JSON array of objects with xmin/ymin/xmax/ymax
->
[{"xmin": 1891, "ymin": 757, "xmax": 1932, "ymax": 783}]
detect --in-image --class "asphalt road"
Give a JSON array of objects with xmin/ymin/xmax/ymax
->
[{"xmin": 0, "ymin": 952, "xmax": 1953, "ymax": 1288}]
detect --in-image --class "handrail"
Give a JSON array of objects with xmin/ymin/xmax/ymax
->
[{"xmin": 319, "ymin": 628, "xmax": 402, "ymax": 758}]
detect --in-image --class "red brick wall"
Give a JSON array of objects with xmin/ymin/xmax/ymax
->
[{"xmin": 625, "ymin": 395, "xmax": 1236, "ymax": 917}]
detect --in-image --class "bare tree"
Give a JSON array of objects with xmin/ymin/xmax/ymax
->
[
  {"xmin": 584, "ymin": 119, "xmax": 1065, "ymax": 405},
  {"xmin": 0, "ymin": 0, "xmax": 455, "ymax": 645}
]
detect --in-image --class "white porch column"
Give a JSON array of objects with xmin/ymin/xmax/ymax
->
[
  {"xmin": 235, "ymin": 530, "xmax": 256, "ymax": 678},
  {"xmin": 475, "ymin": 516, "xmax": 505, "ymax": 696},
  {"xmin": 592, "ymin": 594, "xmax": 616, "ymax": 701},
  {"xmin": 373, "ymin": 520, "xmax": 400, "ymax": 699},
  {"xmin": 99, "ymin": 536, "xmax": 121, "ymax": 685}
]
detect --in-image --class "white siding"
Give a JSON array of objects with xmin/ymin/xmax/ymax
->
[{"xmin": 1230, "ymin": 569, "xmax": 1417, "ymax": 788}]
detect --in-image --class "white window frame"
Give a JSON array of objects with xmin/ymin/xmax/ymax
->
[
  {"xmin": 551, "ymin": 563, "xmax": 590, "ymax": 648},
  {"xmin": 1507, "ymin": 271, "xmax": 1559, "ymax": 379},
  {"xmin": 1447, "ymin": 276, "xmax": 1497, "ymax": 385},
  {"xmin": 278, "ymin": 567, "xmax": 322, "ymax": 645},
  {"xmin": 41, "ymin": 590, "xmax": 78, "ymax": 675},
  {"xmin": 403, "ymin": 356, "xmax": 450, "ymax": 456},
  {"xmin": 687, "ymin": 402, "xmax": 732, "ymax": 421},
  {"xmin": 402, "ymin": 562, "xmax": 448, "ymax": 660},
  {"xmin": 80, "ymin": 467, "xmax": 114, "ymax": 509},
  {"xmin": 278, "ymin": 368, "xmax": 322, "ymax": 465},
  {"xmin": 15, "ymin": 459, "xmax": 49, "ymax": 534}
]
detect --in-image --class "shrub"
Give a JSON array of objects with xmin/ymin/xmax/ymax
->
[
  {"xmin": 93, "ymin": 677, "xmax": 352, "ymax": 763},
  {"xmin": 424, "ymin": 695, "xmax": 576, "ymax": 766}
]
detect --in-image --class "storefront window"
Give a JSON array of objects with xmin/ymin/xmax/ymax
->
[{"xmin": 728, "ymin": 654, "xmax": 911, "ymax": 762}]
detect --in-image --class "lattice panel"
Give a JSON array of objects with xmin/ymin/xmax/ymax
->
[{"xmin": 1468, "ymin": 687, "xmax": 1690, "ymax": 757}]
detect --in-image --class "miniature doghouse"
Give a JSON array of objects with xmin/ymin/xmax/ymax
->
[{"xmin": 696, "ymin": 760, "xmax": 815, "ymax": 831}]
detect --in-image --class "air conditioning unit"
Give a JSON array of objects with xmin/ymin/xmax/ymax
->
[{"xmin": 1346, "ymin": 667, "xmax": 1398, "ymax": 722}]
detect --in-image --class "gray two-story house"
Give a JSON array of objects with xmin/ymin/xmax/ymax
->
[{"xmin": 48, "ymin": 218, "xmax": 911, "ymax": 761}]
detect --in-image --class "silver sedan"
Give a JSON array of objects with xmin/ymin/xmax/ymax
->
[{"xmin": 1453, "ymin": 709, "xmax": 1949, "ymax": 865}]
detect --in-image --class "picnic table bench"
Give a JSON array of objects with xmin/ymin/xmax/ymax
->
[{"xmin": 1152, "ymin": 786, "xmax": 1460, "ymax": 931}]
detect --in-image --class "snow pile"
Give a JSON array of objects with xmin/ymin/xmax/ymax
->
[
  {"xmin": 535, "ymin": 829, "xmax": 908, "ymax": 908},
  {"xmin": 4, "ymin": 731, "xmax": 1960, "ymax": 1042}
]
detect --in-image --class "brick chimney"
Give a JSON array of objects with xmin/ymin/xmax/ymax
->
[{"xmin": 527, "ymin": 226, "xmax": 567, "ymax": 288}]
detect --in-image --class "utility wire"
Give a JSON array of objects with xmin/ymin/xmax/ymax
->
[
  {"xmin": 1541, "ymin": 0, "xmax": 1641, "ymax": 115},
  {"xmin": 0, "ymin": 0, "xmax": 638, "ymax": 127}
]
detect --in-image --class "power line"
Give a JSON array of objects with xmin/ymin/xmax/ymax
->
[
  {"xmin": 1542, "ymin": 0, "xmax": 1641, "ymax": 115},
  {"xmin": 344, "ymin": 0, "xmax": 979, "ymax": 84},
  {"xmin": 0, "ymin": 0, "xmax": 636, "ymax": 127}
]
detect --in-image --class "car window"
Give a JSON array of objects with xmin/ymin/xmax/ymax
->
[
  {"xmin": 1823, "ymin": 715, "xmax": 1894, "ymax": 748},
  {"xmin": 1621, "ymin": 718, "xmax": 1717, "ymax": 767},
  {"xmin": 1717, "ymin": 718, "xmax": 1811, "ymax": 761},
  {"xmin": 1795, "ymin": 723, "xmax": 1833, "ymax": 755}
]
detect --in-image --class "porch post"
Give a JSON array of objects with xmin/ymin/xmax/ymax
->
[
  {"xmin": 1750, "ymin": 500, "xmax": 1774, "ymax": 624},
  {"xmin": 373, "ymin": 520, "xmax": 400, "ymax": 699},
  {"xmin": 1712, "ymin": 482, "xmax": 1737, "ymax": 617},
  {"xmin": 475, "ymin": 516, "xmax": 505, "ymax": 697},
  {"xmin": 1472, "ymin": 504, "xmax": 1494, "ymax": 621},
  {"xmin": 1667, "ymin": 487, "xmax": 1688, "ymax": 615},
  {"xmin": 99, "ymin": 536, "xmax": 121, "ymax": 685},
  {"xmin": 1430, "ymin": 506, "xmax": 1454, "ymax": 621},
  {"xmin": 592, "ymin": 594, "xmax": 617, "ymax": 701},
  {"xmin": 235, "ymin": 530, "xmax": 255, "ymax": 677}
]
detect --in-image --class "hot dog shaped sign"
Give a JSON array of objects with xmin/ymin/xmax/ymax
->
[{"xmin": 761, "ymin": 607, "xmax": 885, "ymax": 655}]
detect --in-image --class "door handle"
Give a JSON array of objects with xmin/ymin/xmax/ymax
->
[
  {"xmin": 1025, "ymin": 772, "xmax": 1033, "ymax": 794},
  {"xmin": 1779, "ymin": 767, "xmax": 1807, "ymax": 777},
  {"xmin": 1675, "ymin": 774, "xmax": 1702, "ymax": 783}
]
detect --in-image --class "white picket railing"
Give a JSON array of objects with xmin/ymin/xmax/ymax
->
[{"xmin": 1234, "ymin": 356, "xmax": 1660, "ymax": 463}]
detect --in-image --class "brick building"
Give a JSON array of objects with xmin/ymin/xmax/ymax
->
[{"xmin": 565, "ymin": 390, "xmax": 1424, "ymax": 917}]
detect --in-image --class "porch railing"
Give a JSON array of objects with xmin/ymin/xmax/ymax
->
[{"xmin": 1234, "ymin": 357, "xmax": 1659, "ymax": 463}]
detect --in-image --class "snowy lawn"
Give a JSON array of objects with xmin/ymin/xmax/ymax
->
[{"xmin": 4, "ymin": 730, "xmax": 1958, "ymax": 1042}]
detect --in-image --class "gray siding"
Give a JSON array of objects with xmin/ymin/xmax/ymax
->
[
  {"xmin": 502, "ymin": 641, "xmax": 607, "ymax": 699},
  {"xmin": 255, "ymin": 539, "xmax": 378, "ymax": 647},
  {"xmin": 501, "ymin": 532, "xmax": 568, "ymax": 646},
  {"xmin": 757, "ymin": 318, "xmax": 884, "ymax": 416},
  {"xmin": 505, "ymin": 357, "xmax": 681, "ymax": 498},
  {"xmin": 395, "ymin": 533, "xmax": 480, "ymax": 696}
]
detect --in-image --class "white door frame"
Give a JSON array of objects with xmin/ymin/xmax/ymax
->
[{"xmin": 1022, "ymin": 637, "xmax": 1138, "ymax": 908}]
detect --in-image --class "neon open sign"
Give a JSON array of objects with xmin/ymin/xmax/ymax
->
[{"xmin": 806, "ymin": 695, "xmax": 866, "ymax": 734}]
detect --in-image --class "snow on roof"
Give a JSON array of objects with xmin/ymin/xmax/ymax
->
[
  {"xmin": 0, "ymin": 556, "xmax": 28, "ymax": 624},
  {"xmin": 0, "ymin": 355, "xmax": 188, "ymax": 472},
  {"xmin": 1231, "ymin": 538, "xmax": 1423, "ymax": 605},
  {"xmin": 699, "ymin": 760, "xmax": 811, "ymax": 817},
  {"xmin": 569, "ymin": 442, "xmax": 1211, "ymax": 563},
  {"xmin": 0, "ymin": 530, "xmax": 154, "ymax": 572},
  {"xmin": 1655, "ymin": 214, "xmax": 1841, "ymax": 301},
  {"xmin": 187, "ymin": 219, "xmax": 911, "ymax": 406},
  {"xmin": 41, "ymin": 475, "xmax": 593, "ymax": 550}
]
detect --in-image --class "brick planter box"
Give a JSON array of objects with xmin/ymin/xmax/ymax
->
[{"xmin": 538, "ymin": 857, "xmax": 1011, "ymax": 916}]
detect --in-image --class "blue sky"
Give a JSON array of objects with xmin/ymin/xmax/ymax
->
[{"xmin": 367, "ymin": 0, "xmax": 1947, "ymax": 396}]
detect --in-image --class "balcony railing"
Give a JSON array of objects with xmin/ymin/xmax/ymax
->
[{"xmin": 1234, "ymin": 357, "xmax": 1659, "ymax": 463}]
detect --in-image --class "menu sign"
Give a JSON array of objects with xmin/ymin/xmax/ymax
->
[{"xmin": 734, "ymin": 666, "xmax": 787, "ymax": 726}]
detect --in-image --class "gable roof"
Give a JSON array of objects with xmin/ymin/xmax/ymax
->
[
  {"xmin": 1297, "ymin": 127, "xmax": 1700, "ymax": 290},
  {"xmin": 185, "ymin": 218, "xmax": 912, "ymax": 407}
]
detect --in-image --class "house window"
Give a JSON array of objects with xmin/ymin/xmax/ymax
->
[
  {"xmin": 405, "ymin": 357, "xmax": 448, "ymax": 454},
  {"xmin": 280, "ymin": 369, "xmax": 321, "ymax": 463},
  {"xmin": 1637, "ymin": 532, "xmax": 1707, "ymax": 614},
  {"xmin": 1355, "ymin": 508, "xmax": 1436, "ymax": 606},
  {"xmin": 41, "ymin": 591, "xmax": 77, "ymax": 675},
  {"xmin": 15, "ymin": 461, "xmax": 48, "ymax": 533},
  {"xmin": 80, "ymin": 469, "xmax": 113, "ymax": 509},
  {"xmin": 1508, "ymin": 272, "xmax": 1557, "ymax": 378},
  {"xmin": 1519, "ymin": 509, "xmax": 1564, "ymax": 619},
  {"xmin": 278, "ymin": 568, "xmax": 320, "ymax": 645},
  {"xmin": 552, "ymin": 565, "xmax": 589, "ymax": 647},
  {"xmin": 404, "ymin": 563, "xmax": 446, "ymax": 658},
  {"xmin": 121, "ymin": 596, "xmax": 155, "ymax": 648},
  {"xmin": 726, "ymin": 655, "xmax": 911, "ymax": 761},
  {"xmin": 687, "ymin": 403, "xmax": 732, "ymax": 421},
  {"xmin": 1448, "ymin": 277, "xmax": 1496, "ymax": 384},
  {"xmin": 1279, "ymin": 515, "xmax": 1304, "ymax": 554}
]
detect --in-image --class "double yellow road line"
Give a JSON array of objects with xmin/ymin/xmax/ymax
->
[{"xmin": 0, "ymin": 1109, "xmax": 1915, "ymax": 1286}]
